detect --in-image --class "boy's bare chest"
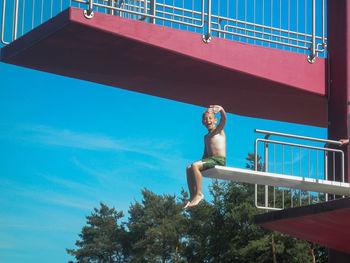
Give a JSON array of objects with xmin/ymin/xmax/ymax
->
[{"xmin": 205, "ymin": 132, "xmax": 226, "ymax": 146}]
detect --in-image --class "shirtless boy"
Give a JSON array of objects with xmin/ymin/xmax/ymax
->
[{"xmin": 184, "ymin": 105, "xmax": 226, "ymax": 209}]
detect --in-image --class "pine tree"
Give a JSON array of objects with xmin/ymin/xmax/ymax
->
[{"xmin": 67, "ymin": 202, "xmax": 128, "ymax": 263}]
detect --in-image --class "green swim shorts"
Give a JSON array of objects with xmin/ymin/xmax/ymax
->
[{"xmin": 202, "ymin": 156, "xmax": 226, "ymax": 171}]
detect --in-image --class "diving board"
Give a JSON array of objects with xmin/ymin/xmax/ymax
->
[{"xmin": 202, "ymin": 166, "xmax": 350, "ymax": 196}]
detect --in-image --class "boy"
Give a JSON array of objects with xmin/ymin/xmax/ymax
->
[{"xmin": 184, "ymin": 105, "xmax": 227, "ymax": 209}]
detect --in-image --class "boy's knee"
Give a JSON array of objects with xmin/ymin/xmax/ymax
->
[{"xmin": 191, "ymin": 161, "xmax": 201, "ymax": 170}]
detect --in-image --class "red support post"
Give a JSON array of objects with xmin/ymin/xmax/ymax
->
[{"xmin": 327, "ymin": 0, "xmax": 350, "ymax": 261}]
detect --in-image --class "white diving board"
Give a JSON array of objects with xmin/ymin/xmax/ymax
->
[{"xmin": 202, "ymin": 166, "xmax": 350, "ymax": 196}]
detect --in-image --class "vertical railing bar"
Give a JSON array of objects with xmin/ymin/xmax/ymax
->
[
  {"xmin": 273, "ymin": 143, "xmax": 275, "ymax": 207},
  {"xmin": 51, "ymin": 0, "xmax": 53, "ymax": 18},
  {"xmin": 172, "ymin": 0, "xmax": 174, "ymax": 28},
  {"xmin": 236, "ymin": 0, "xmax": 238, "ymax": 41},
  {"xmin": 253, "ymin": 0, "xmax": 255, "ymax": 44},
  {"xmin": 12, "ymin": 0, "xmax": 19, "ymax": 41},
  {"xmin": 1, "ymin": 0, "xmax": 10, "ymax": 45},
  {"xmin": 308, "ymin": 149, "xmax": 310, "ymax": 204},
  {"xmin": 304, "ymin": 0, "xmax": 307, "ymax": 53},
  {"xmin": 32, "ymin": 0, "xmax": 35, "ymax": 29},
  {"xmin": 40, "ymin": 0, "xmax": 43, "ymax": 24},
  {"xmin": 244, "ymin": 0, "xmax": 247, "ymax": 42},
  {"xmin": 322, "ymin": 0, "xmax": 325, "ymax": 47},
  {"xmin": 287, "ymin": 0, "xmax": 290, "ymax": 50},
  {"xmin": 270, "ymin": 0, "xmax": 273, "ymax": 47},
  {"xmin": 282, "ymin": 144, "xmax": 284, "ymax": 174},
  {"xmin": 299, "ymin": 147, "xmax": 301, "ymax": 177},
  {"xmin": 183, "ymin": 0, "xmax": 185, "ymax": 28},
  {"xmin": 317, "ymin": 150, "xmax": 319, "ymax": 180},
  {"xmin": 306, "ymin": 0, "xmax": 316, "ymax": 61},
  {"xmin": 193, "ymin": 0, "xmax": 195, "ymax": 31},
  {"xmin": 308, "ymin": 149, "xmax": 310, "ymax": 177},
  {"xmin": 273, "ymin": 144, "xmax": 276, "ymax": 173},
  {"xmin": 291, "ymin": 145, "xmax": 293, "ymax": 175},
  {"xmin": 254, "ymin": 139, "xmax": 259, "ymax": 208},
  {"xmin": 265, "ymin": 141, "xmax": 269, "ymax": 209},
  {"xmin": 333, "ymin": 151, "xmax": 335, "ymax": 200},
  {"xmin": 291, "ymin": 188, "xmax": 293, "ymax": 208},
  {"xmin": 324, "ymin": 150, "xmax": 328, "ymax": 201},
  {"xmin": 207, "ymin": 0, "xmax": 212, "ymax": 40},
  {"xmin": 262, "ymin": 0, "xmax": 264, "ymax": 45},
  {"xmin": 150, "ymin": 0, "xmax": 155, "ymax": 24},
  {"xmin": 299, "ymin": 189, "xmax": 301, "ymax": 206},
  {"xmin": 341, "ymin": 152, "xmax": 345, "ymax": 183},
  {"xmin": 163, "ymin": 0, "xmax": 166, "ymax": 26},
  {"xmin": 226, "ymin": 0, "xmax": 228, "ymax": 39},
  {"xmin": 218, "ymin": 0, "xmax": 220, "ymax": 37},
  {"xmin": 296, "ymin": 0, "xmax": 298, "ymax": 50},
  {"xmin": 22, "ymin": 0, "xmax": 26, "ymax": 36},
  {"xmin": 279, "ymin": 0, "xmax": 281, "ymax": 48}
]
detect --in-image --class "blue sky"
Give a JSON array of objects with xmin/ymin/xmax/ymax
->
[
  {"xmin": 0, "ymin": 60, "xmax": 326, "ymax": 263},
  {"xmin": 0, "ymin": 1, "xmax": 328, "ymax": 262}
]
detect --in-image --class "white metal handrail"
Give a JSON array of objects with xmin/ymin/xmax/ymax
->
[
  {"xmin": 254, "ymin": 129, "xmax": 345, "ymax": 211},
  {"xmin": 1, "ymin": 0, "xmax": 327, "ymax": 62}
]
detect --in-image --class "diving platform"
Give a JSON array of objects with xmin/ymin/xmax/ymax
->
[
  {"xmin": 202, "ymin": 166, "xmax": 350, "ymax": 196},
  {"xmin": 0, "ymin": 7, "xmax": 327, "ymax": 127},
  {"xmin": 254, "ymin": 197, "xmax": 350, "ymax": 254}
]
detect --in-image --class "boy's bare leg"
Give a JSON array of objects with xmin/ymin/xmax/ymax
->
[
  {"xmin": 187, "ymin": 161, "xmax": 204, "ymax": 208},
  {"xmin": 184, "ymin": 166, "xmax": 196, "ymax": 209}
]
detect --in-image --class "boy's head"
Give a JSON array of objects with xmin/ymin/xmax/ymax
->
[{"xmin": 202, "ymin": 110, "xmax": 217, "ymax": 131}]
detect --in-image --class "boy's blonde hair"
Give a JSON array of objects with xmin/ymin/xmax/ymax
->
[{"xmin": 202, "ymin": 110, "xmax": 217, "ymax": 119}]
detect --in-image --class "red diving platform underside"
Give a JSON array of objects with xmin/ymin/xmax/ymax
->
[
  {"xmin": 254, "ymin": 198, "xmax": 350, "ymax": 253},
  {"xmin": 0, "ymin": 7, "xmax": 327, "ymax": 127}
]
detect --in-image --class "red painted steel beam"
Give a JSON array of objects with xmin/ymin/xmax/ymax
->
[
  {"xmin": 326, "ymin": 1, "xmax": 350, "ymax": 261},
  {"xmin": 255, "ymin": 198, "xmax": 350, "ymax": 254},
  {"xmin": 1, "ymin": 7, "xmax": 327, "ymax": 126},
  {"xmin": 327, "ymin": 0, "xmax": 350, "ymax": 183}
]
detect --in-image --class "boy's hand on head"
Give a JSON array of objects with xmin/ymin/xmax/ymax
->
[{"xmin": 209, "ymin": 105, "xmax": 223, "ymax": 114}]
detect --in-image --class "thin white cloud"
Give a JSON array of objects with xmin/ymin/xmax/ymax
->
[
  {"xmin": 17, "ymin": 124, "xmax": 178, "ymax": 162},
  {"xmin": 0, "ymin": 180, "xmax": 96, "ymax": 210},
  {"xmin": 38, "ymin": 173, "xmax": 96, "ymax": 194}
]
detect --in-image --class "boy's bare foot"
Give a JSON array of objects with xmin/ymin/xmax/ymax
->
[
  {"xmin": 183, "ymin": 201, "xmax": 191, "ymax": 210},
  {"xmin": 187, "ymin": 193, "xmax": 204, "ymax": 208}
]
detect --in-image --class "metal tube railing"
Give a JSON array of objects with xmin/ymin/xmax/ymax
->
[
  {"xmin": 307, "ymin": 0, "xmax": 316, "ymax": 63},
  {"xmin": 1, "ymin": 0, "xmax": 327, "ymax": 61},
  {"xmin": 254, "ymin": 129, "xmax": 346, "ymax": 211},
  {"xmin": 255, "ymin": 129, "xmax": 342, "ymax": 146}
]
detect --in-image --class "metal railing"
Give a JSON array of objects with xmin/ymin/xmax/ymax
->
[
  {"xmin": 1, "ymin": 0, "xmax": 327, "ymax": 62},
  {"xmin": 254, "ymin": 129, "xmax": 345, "ymax": 211}
]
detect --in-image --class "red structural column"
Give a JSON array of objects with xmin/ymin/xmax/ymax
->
[{"xmin": 327, "ymin": 0, "xmax": 350, "ymax": 261}]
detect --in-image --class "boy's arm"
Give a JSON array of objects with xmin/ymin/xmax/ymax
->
[
  {"xmin": 209, "ymin": 105, "xmax": 226, "ymax": 132},
  {"xmin": 202, "ymin": 138, "xmax": 208, "ymax": 159}
]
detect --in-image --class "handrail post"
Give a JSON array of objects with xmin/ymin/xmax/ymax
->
[
  {"xmin": 307, "ymin": 0, "xmax": 316, "ymax": 63},
  {"xmin": 144, "ymin": 0, "xmax": 147, "ymax": 16},
  {"xmin": 202, "ymin": 0, "xmax": 211, "ymax": 43},
  {"xmin": 254, "ymin": 139, "xmax": 259, "ymax": 208},
  {"xmin": 12, "ymin": 0, "xmax": 19, "ymax": 41},
  {"xmin": 107, "ymin": 0, "xmax": 115, "ymax": 15},
  {"xmin": 321, "ymin": 0, "xmax": 326, "ymax": 50},
  {"xmin": 84, "ymin": 0, "xmax": 94, "ymax": 19},
  {"xmin": 324, "ymin": 150, "xmax": 328, "ymax": 201},
  {"xmin": 1, "ymin": 0, "xmax": 9, "ymax": 45},
  {"xmin": 264, "ymin": 141, "xmax": 269, "ymax": 209},
  {"xmin": 149, "ymin": 0, "xmax": 155, "ymax": 24}
]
